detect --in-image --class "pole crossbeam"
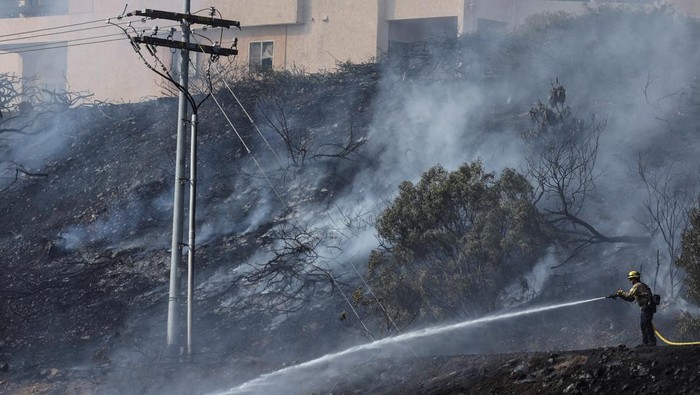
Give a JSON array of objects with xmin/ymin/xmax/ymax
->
[
  {"xmin": 133, "ymin": 35, "xmax": 237, "ymax": 56},
  {"xmin": 128, "ymin": 8, "xmax": 241, "ymax": 29}
]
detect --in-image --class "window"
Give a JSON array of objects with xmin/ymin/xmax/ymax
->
[
  {"xmin": 0, "ymin": 0, "xmax": 70, "ymax": 18},
  {"xmin": 249, "ymin": 41, "xmax": 274, "ymax": 71}
]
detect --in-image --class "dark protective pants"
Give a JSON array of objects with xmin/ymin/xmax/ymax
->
[{"xmin": 641, "ymin": 309, "xmax": 656, "ymax": 346}]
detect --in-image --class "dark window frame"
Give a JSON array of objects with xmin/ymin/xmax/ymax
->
[{"xmin": 249, "ymin": 41, "xmax": 274, "ymax": 72}]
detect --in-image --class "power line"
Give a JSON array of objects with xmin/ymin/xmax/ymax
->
[
  {"xmin": 0, "ymin": 18, "xmax": 104, "ymax": 39},
  {"xmin": 0, "ymin": 21, "xmax": 114, "ymax": 43},
  {"xmin": 208, "ymin": 89, "xmax": 292, "ymax": 215},
  {"xmin": 0, "ymin": 24, "xmax": 185, "ymax": 55},
  {"xmin": 190, "ymin": 35, "xmax": 391, "ymax": 343},
  {"xmin": 0, "ymin": 37, "xmax": 127, "ymax": 55},
  {"xmin": 0, "ymin": 15, "xmax": 186, "ymax": 46},
  {"xmin": 205, "ymin": 83, "xmax": 381, "ymax": 340},
  {"xmin": 1, "ymin": 32, "xmax": 123, "ymax": 52}
]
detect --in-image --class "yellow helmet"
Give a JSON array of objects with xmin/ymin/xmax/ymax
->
[{"xmin": 628, "ymin": 270, "xmax": 641, "ymax": 279}]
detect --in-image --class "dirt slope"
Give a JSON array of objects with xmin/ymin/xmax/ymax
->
[
  {"xmin": 2, "ymin": 344, "xmax": 699, "ymax": 394},
  {"xmin": 324, "ymin": 345, "xmax": 699, "ymax": 395}
]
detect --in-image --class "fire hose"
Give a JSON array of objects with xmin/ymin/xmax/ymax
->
[
  {"xmin": 606, "ymin": 294, "xmax": 700, "ymax": 346},
  {"xmin": 653, "ymin": 327, "xmax": 700, "ymax": 346}
]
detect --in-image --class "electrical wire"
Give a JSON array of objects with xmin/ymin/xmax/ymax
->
[
  {"xmin": 0, "ymin": 37, "xmax": 126, "ymax": 55},
  {"xmin": 208, "ymin": 89, "xmax": 292, "ymax": 215},
  {"xmin": 112, "ymin": 11, "xmax": 385, "ymax": 345},
  {"xmin": 208, "ymin": 59, "xmax": 284, "ymax": 165},
  {"xmin": 0, "ymin": 19, "xmax": 137, "ymax": 44},
  {"xmin": 0, "ymin": 17, "xmax": 181, "ymax": 57},
  {"xmin": 188, "ymin": 34, "xmax": 388, "ymax": 342},
  {"xmin": 191, "ymin": 30, "xmax": 282, "ymax": 166},
  {"xmin": 0, "ymin": 18, "xmax": 105, "ymax": 39},
  {"xmin": 107, "ymin": 18, "xmax": 201, "ymax": 111},
  {"xmin": 339, "ymin": 249, "xmax": 410, "ymax": 339},
  {"xmin": 1, "ymin": 32, "xmax": 124, "ymax": 52},
  {"xmin": 0, "ymin": 24, "xmax": 180, "ymax": 56},
  {"xmin": 191, "ymin": 33, "xmax": 405, "ymax": 345}
]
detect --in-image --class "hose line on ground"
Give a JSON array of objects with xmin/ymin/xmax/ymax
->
[{"xmin": 654, "ymin": 327, "xmax": 700, "ymax": 346}]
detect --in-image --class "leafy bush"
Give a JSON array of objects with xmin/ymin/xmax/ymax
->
[{"xmin": 358, "ymin": 161, "xmax": 552, "ymax": 333}]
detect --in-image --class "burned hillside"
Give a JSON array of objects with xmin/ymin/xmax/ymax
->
[
  {"xmin": 0, "ymin": 62, "xmax": 380, "ymax": 362},
  {"xmin": 2, "ymin": 6, "xmax": 700, "ymax": 394}
]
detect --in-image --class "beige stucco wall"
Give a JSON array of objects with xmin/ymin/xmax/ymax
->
[
  {"xmin": 0, "ymin": 1, "xmax": 163, "ymax": 101},
  {"xmin": 69, "ymin": 0, "xmax": 94, "ymax": 14},
  {"xmin": 1, "ymin": 0, "xmax": 698, "ymax": 102},
  {"xmin": 89, "ymin": 0, "xmax": 301, "ymax": 26},
  {"xmin": 0, "ymin": 0, "xmax": 302, "ymax": 101},
  {"xmin": 284, "ymin": 0, "xmax": 384, "ymax": 72},
  {"xmin": 0, "ymin": 52, "xmax": 22, "ymax": 76},
  {"xmin": 196, "ymin": 0, "xmax": 382, "ymax": 73},
  {"xmin": 203, "ymin": 0, "xmax": 301, "ymax": 26}
]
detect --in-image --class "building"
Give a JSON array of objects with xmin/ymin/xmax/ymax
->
[{"xmin": 0, "ymin": 0, "xmax": 697, "ymax": 102}]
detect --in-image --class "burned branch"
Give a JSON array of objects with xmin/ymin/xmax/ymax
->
[
  {"xmin": 638, "ymin": 156, "xmax": 696, "ymax": 297},
  {"xmin": 526, "ymin": 82, "xmax": 649, "ymax": 265},
  {"xmin": 221, "ymin": 225, "xmax": 336, "ymax": 315}
]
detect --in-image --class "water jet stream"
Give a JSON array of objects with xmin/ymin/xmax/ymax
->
[{"xmin": 214, "ymin": 296, "xmax": 606, "ymax": 395}]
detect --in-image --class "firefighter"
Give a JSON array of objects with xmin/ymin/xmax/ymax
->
[{"xmin": 614, "ymin": 270, "xmax": 657, "ymax": 346}]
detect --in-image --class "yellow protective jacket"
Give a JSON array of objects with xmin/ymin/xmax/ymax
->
[{"xmin": 618, "ymin": 282, "xmax": 653, "ymax": 309}]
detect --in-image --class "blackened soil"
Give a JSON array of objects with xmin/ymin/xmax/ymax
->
[{"xmin": 324, "ymin": 345, "xmax": 699, "ymax": 395}]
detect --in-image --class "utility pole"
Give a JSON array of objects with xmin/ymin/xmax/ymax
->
[
  {"xmin": 166, "ymin": 0, "xmax": 191, "ymax": 353},
  {"xmin": 120, "ymin": 3, "xmax": 239, "ymax": 357}
]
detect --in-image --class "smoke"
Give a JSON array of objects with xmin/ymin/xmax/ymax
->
[
  {"xmin": 195, "ymin": 182, "xmax": 276, "ymax": 247},
  {"xmin": 197, "ymin": 3, "xmax": 700, "ymax": 349},
  {"xmin": 56, "ymin": 189, "xmax": 171, "ymax": 252},
  {"xmin": 67, "ymin": 6, "xmax": 700, "ymax": 393},
  {"xmin": 500, "ymin": 249, "xmax": 558, "ymax": 308},
  {"xmin": 1, "ymin": 107, "xmax": 79, "ymax": 186}
]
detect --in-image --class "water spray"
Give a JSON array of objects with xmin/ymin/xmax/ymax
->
[{"xmin": 214, "ymin": 296, "xmax": 608, "ymax": 395}]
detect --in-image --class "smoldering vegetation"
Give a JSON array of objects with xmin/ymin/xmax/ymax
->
[{"xmin": 2, "ymin": 5, "xmax": 700, "ymax": 394}]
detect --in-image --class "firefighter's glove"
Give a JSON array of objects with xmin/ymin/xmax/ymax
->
[{"xmin": 615, "ymin": 290, "xmax": 624, "ymax": 297}]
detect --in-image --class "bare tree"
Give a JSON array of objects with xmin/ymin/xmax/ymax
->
[
  {"xmin": 638, "ymin": 157, "xmax": 696, "ymax": 297},
  {"xmin": 252, "ymin": 68, "xmax": 368, "ymax": 169},
  {"xmin": 526, "ymin": 81, "xmax": 649, "ymax": 265},
  {"xmin": 0, "ymin": 73, "xmax": 93, "ymax": 191},
  {"xmin": 639, "ymin": 74, "xmax": 700, "ymax": 297},
  {"xmin": 211, "ymin": 224, "xmax": 338, "ymax": 316},
  {"xmin": 642, "ymin": 72, "xmax": 700, "ymax": 135}
]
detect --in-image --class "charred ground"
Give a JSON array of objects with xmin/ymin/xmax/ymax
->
[
  {"xmin": 326, "ymin": 345, "xmax": 700, "ymax": 395},
  {"xmin": 2, "ymin": 6, "xmax": 700, "ymax": 395}
]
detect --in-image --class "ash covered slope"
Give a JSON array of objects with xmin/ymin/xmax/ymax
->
[
  {"xmin": 2, "ymin": 6, "xmax": 700, "ymax": 395},
  {"xmin": 0, "ymin": 63, "xmax": 381, "ymax": 392},
  {"xmin": 325, "ymin": 346, "xmax": 699, "ymax": 395},
  {"xmin": 0, "ymin": 64, "xmax": 379, "ymax": 361},
  {"xmin": 0, "ymin": 100, "xmax": 179, "ymax": 363}
]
